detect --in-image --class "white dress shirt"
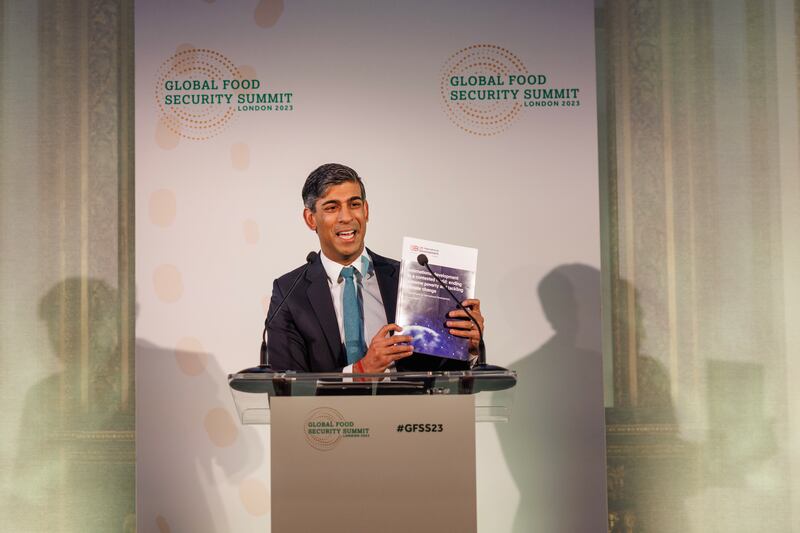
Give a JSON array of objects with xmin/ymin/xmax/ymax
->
[{"xmin": 319, "ymin": 249, "xmax": 388, "ymax": 372}]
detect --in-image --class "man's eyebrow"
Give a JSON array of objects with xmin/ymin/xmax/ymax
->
[{"xmin": 320, "ymin": 196, "xmax": 363, "ymax": 207}]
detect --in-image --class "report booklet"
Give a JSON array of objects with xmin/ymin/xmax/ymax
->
[{"xmin": 395, "ymin": 237, "xmax": 478, "ymax": 361}]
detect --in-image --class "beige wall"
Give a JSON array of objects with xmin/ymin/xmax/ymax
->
[{"xmin": 133, "ymin": 1, "xmax": 605, "ymax": 531}]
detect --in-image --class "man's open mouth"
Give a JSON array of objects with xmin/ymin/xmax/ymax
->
[{"xmin": 336, "ymin": 229, "xmax": 357, "ymax": 242}]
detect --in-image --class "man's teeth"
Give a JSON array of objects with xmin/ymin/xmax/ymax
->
[{"xmin": 338, "ymin": 230, "xmax": 355, "ymax": 239}]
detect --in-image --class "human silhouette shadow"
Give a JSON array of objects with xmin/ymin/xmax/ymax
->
[
  {"xmin": 496, "ymin": 264, "xmax": 607, "ymax": 533},
  {"xmin": 12, "ymin": 278, "xmax": 134, "ymax": 532},
  {"xmin": 12, "ymin": 277, "xmax": 266, "ymax": 533}
]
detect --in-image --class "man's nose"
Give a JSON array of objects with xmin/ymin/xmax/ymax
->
[{"xmin": 338, "ymin": 206, "xmax": 353, "ymax": 222}]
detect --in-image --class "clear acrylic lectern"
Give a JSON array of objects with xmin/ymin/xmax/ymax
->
[{"xmin": 228, "ymin": 370, "xmax": 517, "ymax": 533}]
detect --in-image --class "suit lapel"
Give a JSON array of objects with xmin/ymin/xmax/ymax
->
[
  {"xmin": 370, "ymin": 249, "xmax": 399, "ymax": 324},
  {"xmin": 305, "ymin": 258, "xmax": 342, "ymax": 361}
]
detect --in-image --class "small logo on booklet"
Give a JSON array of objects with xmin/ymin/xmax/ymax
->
[
  {"xmin": 304, "ymin": 407, "xmax": 370, "ymax": 451},
  {"xmin": 411, "ymin": 245, "xmax": 439, "ymax": 258}
]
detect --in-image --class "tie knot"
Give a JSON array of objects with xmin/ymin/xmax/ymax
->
[{"xmin": 340, "ymin": 266, "xmax": 355, "ymax": 281}]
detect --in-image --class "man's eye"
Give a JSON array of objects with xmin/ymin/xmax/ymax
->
[
  {"xmin": 324, "ymin": 205, "xmax": 337, "ymax": 212},
  {"xmin": 351, "ymin": 201, "xmax": 362, "ymax": 208}
]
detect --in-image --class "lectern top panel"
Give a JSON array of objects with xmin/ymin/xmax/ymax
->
[
  {"xmin": 227, "ymin": 369, "xmax": 518, "ymax": 425},
  {"xmin": 228, "ymin": 369, "xmax": 517, "ymax": 396}
]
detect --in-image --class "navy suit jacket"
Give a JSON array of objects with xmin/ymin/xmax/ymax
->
[{"xmin": 266, "ymin": 249, "xmax": 468, "ymax": 373}]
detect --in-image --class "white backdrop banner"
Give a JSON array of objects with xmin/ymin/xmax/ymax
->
[{"xmin": 135, "ymin": 1, "xmax": 606, "ymax": 531}]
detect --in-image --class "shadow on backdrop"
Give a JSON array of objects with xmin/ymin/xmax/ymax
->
[
  {"xmin": 136, "ymin": 332, "xmax": 266, "ymax": 532},
  {"xmin": 11, "ymin": 277, "xmax": 267, "ymax": 533},
  {"xmin": 12, "ymin": 278, "xmax": 134, "ymax": 532},
  {"xmin": 496, "ymin": 264, "xmax": 606, "ymax": 533}
]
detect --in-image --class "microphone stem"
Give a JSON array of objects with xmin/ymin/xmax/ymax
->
[
  {"xmin": 260, "ymin": 251, "xmax": 318, "ymax": 368},
  {"xmin": 421, "ymin": 262, "xmax": 486, "ymax": 365}
]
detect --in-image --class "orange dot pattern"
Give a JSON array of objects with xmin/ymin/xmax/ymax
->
[
  {"xmin": 440, "ymin": 44, "xmax": 529, "ymax": 136},
  {"xmin": 155, "ymin": 48, "xmax": 244, "ymax": 141}
]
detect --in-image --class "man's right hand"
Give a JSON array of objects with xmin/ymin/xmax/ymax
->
[{"xmin": 356, "ymin": 324, "xmax": 414, "ymax": 373}]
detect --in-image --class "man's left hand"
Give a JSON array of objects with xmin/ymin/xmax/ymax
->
[{"xmin": 446, "ymin": 298, "xmax": 485, "ymax": 356}]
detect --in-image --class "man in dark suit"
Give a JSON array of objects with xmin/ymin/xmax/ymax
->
[{"xmin": 266, "ymin": 163, "xmax": 483, "ymax": 373}]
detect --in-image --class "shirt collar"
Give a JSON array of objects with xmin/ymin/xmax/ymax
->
[{"xmin": 320, "ymin": 249, "xmax": 373, "ymax": 284}]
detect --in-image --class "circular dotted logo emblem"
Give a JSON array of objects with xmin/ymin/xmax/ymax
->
[
  {"xmin": 440, "ymin": 44, "xmax": 528, "ymax": 136},
  {"xmin": 155, "ymin": 48, "xmax": 241, "ymax": 141},
  {"xmin": 303, "ymin": 407, "xmax": 345, "ymax": 451}
]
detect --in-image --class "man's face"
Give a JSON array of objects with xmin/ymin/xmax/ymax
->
[{"xmin": 303, "ymin": 181, "xmax": 368, "ymax": 264}]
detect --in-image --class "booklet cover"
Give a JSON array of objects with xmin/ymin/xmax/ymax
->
[{"xmin": 395, "ymin": 237, "xmax": 478, "ymax": 361}]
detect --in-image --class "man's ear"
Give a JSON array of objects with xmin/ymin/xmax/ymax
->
[
  {"xmin": 303, "ymin": 208, "xmax": 317, "ymax": 232},
  {"xmin": 364, "ymin": 200, "xmax": 369, "ymax": 222}
]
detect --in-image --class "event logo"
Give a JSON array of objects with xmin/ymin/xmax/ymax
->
[
  {"xmin": 304, "ymin": 407, "xmax": 370, "ymax": 451},
  {"xmin": 440, "ymin": 44, "xmax": 582, "ymax": 136},
  {"xmin": 155, "ymin": 48, "xmax": 295, "ymax": 140}
]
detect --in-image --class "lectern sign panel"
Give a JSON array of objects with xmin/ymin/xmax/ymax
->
[{"xmin": 271, "ymin": 395, "xmax": 476, "ymax": 533}]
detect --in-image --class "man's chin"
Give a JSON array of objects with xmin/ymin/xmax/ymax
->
[{"xmin": 333, "ymin": 241, "xmax": 364, "ymax": 261}]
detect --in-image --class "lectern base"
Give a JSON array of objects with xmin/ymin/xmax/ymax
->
[{"xmin": 270, "ymin": 395, "xmax": 477, "ymax": 533}]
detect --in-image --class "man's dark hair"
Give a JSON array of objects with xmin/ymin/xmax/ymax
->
[{"xmin": 302, "ymin": 163, "xmax": 366, "ymax": 211}]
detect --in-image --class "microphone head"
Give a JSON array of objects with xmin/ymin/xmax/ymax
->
[
  {"xmin": 417, "ymin": 254, "xmax": 428, "ymax": 266},
  {"xmin": 306, "ymin": 251, "xmax": 318, "ymax": 263}
]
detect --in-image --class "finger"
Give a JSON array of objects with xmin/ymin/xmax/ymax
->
[
  {"xmin": 447, "ymin": 308, "xmax": 481, "ymax": 319},
  {"xmin": 375, "ymin": 335, "xmax": 413, "ymax": 348},
  {"xmin": 445, "ymin": 320, "xmax": 474, "ymax": 329},
  {"xmin": 373, "ymin": 323, "xmax": 403, "ymax": 340},
  {"xmin": 457, "ymin": 311, "xmax": 484, "ymax": 328},
  {"xmin": 383, "ymin": 343, "xmax": 415, "ymax": 355},
  {"xmin": 391, "ymin": 349, "xmax": 414, "ymax": 361},
  {"xmin": 445, "ymin": 313, "xmax": 483, "ymax": 329},
  {"xmin": 461, "ymin": 299, "xmax": 481, "ymax": 310},
  {"xmin": 449, "ymin": 328, "xmax": 479, "ymax": 339},
  {"xmin": 387, "ymin": 335, "xmax": 414, "ymax": 344}
]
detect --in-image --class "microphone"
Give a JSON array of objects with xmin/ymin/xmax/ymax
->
[
  {"xmin": 238, "ymin": 251, "xmax": 318, "ymax": 374},
  {"xmin": 416, "ymin": 253, "xmax": 503, "ymax": 371}
]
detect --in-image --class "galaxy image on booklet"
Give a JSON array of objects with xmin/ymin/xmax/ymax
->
[{"xmin": 397, "ymin": 262, "xmax": 475, "ymax": 361}]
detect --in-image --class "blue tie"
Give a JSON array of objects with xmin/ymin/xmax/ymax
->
[{"xmin": 340, "ymin": 266, "xmax": 365, "ymax": 364}]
